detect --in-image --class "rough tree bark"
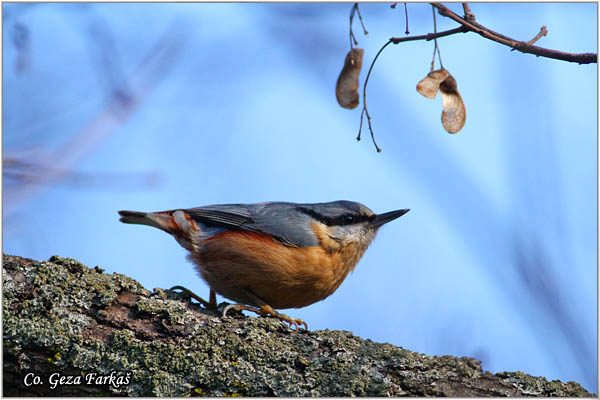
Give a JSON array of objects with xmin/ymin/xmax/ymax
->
[{"xmin": 3, "ymin": 254, "xmax": 594, "ymax": 397}]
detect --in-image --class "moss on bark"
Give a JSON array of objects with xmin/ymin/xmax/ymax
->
[{"xmin": 3, "ymin": 254, "xmax": 594, "ymax": 397}]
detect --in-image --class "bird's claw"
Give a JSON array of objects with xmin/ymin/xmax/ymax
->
[
  {"xmin": 168, "ymin": 285, "xmax": 217, "ymax": 310},
  {"xmin": 289, "ymin": 318, "xmax": 309, "ymax": 331},
  {"xmin": 222, "ymin": 303, "xmax": 308, "ymax": 331},
  {"xmin": 222, "ymin": 303, "xmax": 249, "ymax": 317},
  {"xmin": 277, "ymin": 313, "xmax": 308, "ymax": 331}
]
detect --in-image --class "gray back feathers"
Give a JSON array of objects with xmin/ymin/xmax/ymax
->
[{"xmin": 183, "ymin": 201, "xmax": 374, "ymax": 248}]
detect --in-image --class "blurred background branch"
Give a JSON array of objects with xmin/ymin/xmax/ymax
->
[{"xmin": 4, "ymin": 7, "xmax": 189, "ymax": 215}]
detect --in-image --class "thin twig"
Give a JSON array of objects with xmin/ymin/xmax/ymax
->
[
  {"xmin": 349, "ymin": 5, "xmax": 357, "ymax": 48},
  {"xmin": 350, "ymin": 30, "xmax": 358, "ymax": 48},
  {"xmin": 512, "ymin": 25, "xmax": 548, "ymax": 51},
  {"xmin": 349, "ymin": 3, "xmax": 368, "ymax": 48},
  {"xmin": 462, "ymin": 3, "xmax": 475, "ymax": 22},
  {"xmin": 430, "ymin": 4, "xmax": 444, "ymax": 70},
  {"xmin": 349, "ymin": 4, "xmax": 357, "ymax": 48},
  {"xmin": 390, "ymin": 26, "xmax": 468, "ymax": 44},
  {"xmin": 391, "ymin": 2, "xmax": 410, "ymax": 34},
  {"xmin": 404, "ymin": 3, "xmax": 409, "ymax": 35},
  {"xmin": 432, "ymin": 3, "xmax": 597, "ymax": 64},
  {"xmin": 355, "ymin": 4, "xmax": 368, "ymax": 35},
  {"xmin": 528, "ymin": 25, "xmax": 548, "ymax": 45},
  {"xmin": 430, "ymin": 21, "xmax": 437, "ymax": 69},
  {"xmin": 357, "ymin": 39, "xmax": 393, "ymax": 152}
]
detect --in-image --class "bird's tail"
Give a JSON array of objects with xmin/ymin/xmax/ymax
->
[{"xmin": 118, "ymin": 210, "xmax": 178, "ymax": 233}]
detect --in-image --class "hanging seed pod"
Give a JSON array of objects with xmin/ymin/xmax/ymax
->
[
  {"xmin": 439, "ymin": 74, "xmax": 466, "ymax": 134},
  {"xmin": 416, "ymin": 69, "xmax": 450, "ymax": 99},
  {"xmin": 336, "ymin": 48, "xmax": 364, "ymax": 109},
  {"xmin": 416, "ymin": 68, "xmax": 466, "ymax": 134}
]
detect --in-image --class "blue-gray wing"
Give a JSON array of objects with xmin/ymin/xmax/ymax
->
[
  {"xmin": 185, "ymin": 205, "xmax": 253, "ymax": 228},
  {"xmin": 184, "ymin": 202, "xmax": 319, "ymax": 248}
]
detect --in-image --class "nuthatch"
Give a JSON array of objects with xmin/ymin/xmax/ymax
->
[{"xmin": 119, "ymin": 201, "xmax": 408, "ymax": 330}]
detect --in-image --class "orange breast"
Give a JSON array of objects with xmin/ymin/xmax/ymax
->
[{"xmin": 187, "ymin": 230, "xmax": 364, "ymax": 309}]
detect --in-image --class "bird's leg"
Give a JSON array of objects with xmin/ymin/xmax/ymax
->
[
  {"xmin": 243, "ymin": 289, "xmax": 308, "ymax": 331},
  {"xmin": 223, "ymin": 303, "xmax": 308, "ymax": 331},
  {"xmin": 169, "ymin": 286, "xmax": 217, "ymax": 309}
]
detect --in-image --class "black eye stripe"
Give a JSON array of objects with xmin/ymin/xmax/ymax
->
[{"xmin": 297, "ymin": 207, "xmax": 370, "ymax": 226}]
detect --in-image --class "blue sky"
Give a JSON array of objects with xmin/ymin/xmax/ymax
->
[{"xmin": 3, "ymin": 2, "xmax": 597, "ymax": 392}]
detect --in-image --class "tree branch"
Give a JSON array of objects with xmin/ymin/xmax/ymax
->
[
  {"xmin": 354, "ymin": 3, "xmax": 594, "ymax": 152},
  {"xmin": 390, "ymin": 26, "xmax": 468, "ymax": 44},
  {"xmin": 3, "ymin": 254, "xmax": 595, "ymax": 396},
  {"xmin": 431, "ymin": 3, "xmax": 597, "ymax": 64}
]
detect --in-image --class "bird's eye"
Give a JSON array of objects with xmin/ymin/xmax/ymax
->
[{"xmin": 344, "ymin": 215, "xmax": 354, "ymax": 224}]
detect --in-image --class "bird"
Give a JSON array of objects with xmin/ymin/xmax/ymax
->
[{"xmin": 118, "ymin": 201, "xmax": 408, "ymax": 330}]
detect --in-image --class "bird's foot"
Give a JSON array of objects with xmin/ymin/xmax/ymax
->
[
  {"xmin": 223, "ymin": 303, "xmax": 308, "ymax": 331},
  {"xmin": 169, "ymin": 286, "xmax": 217, "ymax": 310}
]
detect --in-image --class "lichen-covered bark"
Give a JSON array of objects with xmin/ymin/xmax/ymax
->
[{"xmin": 3, "ymin": 254, "xmax": 594, "ymax": 397}]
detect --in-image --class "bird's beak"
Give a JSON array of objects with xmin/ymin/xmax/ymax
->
[{"xmin": 371, "ymin": 209, "xmax": 409, "ymax": 228}]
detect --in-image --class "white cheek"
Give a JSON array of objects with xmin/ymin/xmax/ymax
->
[
  {"xmin": 343, "ymin": 225, "xmax": 377, "ymax": 245},
  {"xmin": 362, "ymin": 227, "xmax": 377, "ymax": 244},
  {"xmin": 347, "ymin": 228, "xmax": 363, "ymax": 242}
]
